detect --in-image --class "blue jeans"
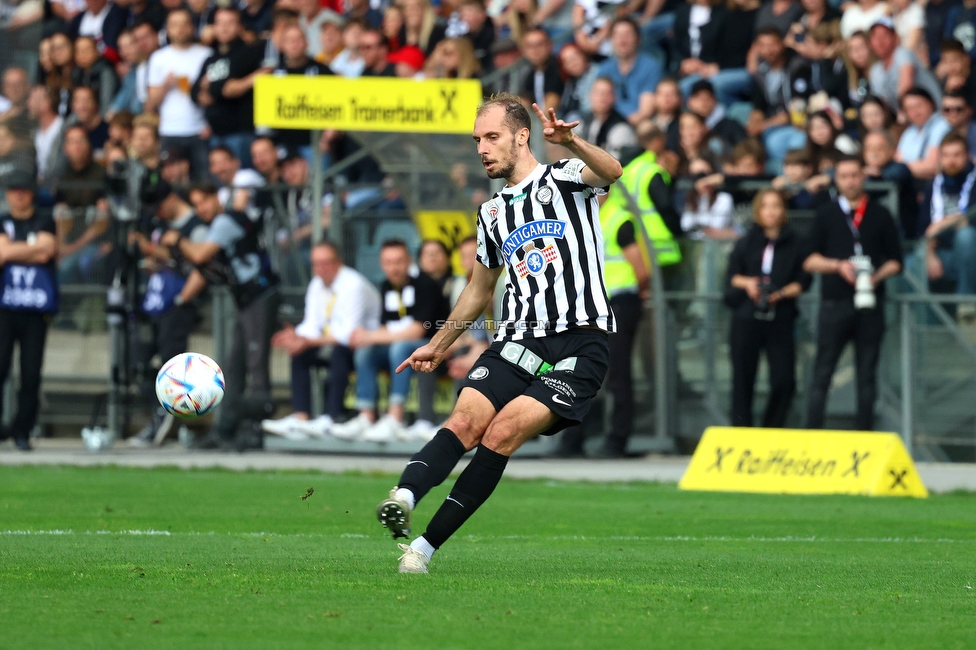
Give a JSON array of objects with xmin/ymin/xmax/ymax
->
[
  {"xmin": 679, "ymin": 68, "xmax": 754, "ymax": 107},
  {"xmin": 640, "ymin": 12, "xmax": 675, "ymax": 61},
  {"xmin": 210, "ymin": 133, "xmax": 256, "ymax": 170},
  {"xmin": 354, "ymin": 339, "xmax": 428, "ymax": 410},
  {"xmin": 936, "ymin": 226, "xmax": 976, "ymax": 295},
  {"xmin": 762, "ymin": 125, "xmax": 807, "ymax": 174}
]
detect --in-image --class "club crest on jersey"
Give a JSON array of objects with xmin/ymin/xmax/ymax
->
[
  {"xmin": 515, "ymin": 244, "xmax": 559, "ymax": 278},
  {"xmin": 535, "ymin": 185, "xmax": 553, "ymax": 205}
]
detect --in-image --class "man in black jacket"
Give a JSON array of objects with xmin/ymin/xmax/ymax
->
[
  {"xmin": 192, "ymin": 7, "xmax": 256, "ymax": 168},
  {"xmin": 804, "ymin": 154, "xmax": 903, "ymax": 431},
  {"xmin": 915, "ymin": 133, "xmax": 976, "ymax": 320},
  {"xmin": 574, "ymin": 77, "xmax": 637, "ymax": 162},
  {"xmin": 684, "ymin": 80, "xmax": 747, "ymax": 150}
]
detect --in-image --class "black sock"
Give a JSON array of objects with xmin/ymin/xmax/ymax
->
[
  {"xmin": 397, "ymin": 428, "xmax": 467, "ymax": 506},
  {"xmin": 423, "ymin": 445, "xmax": 509, "ymax": 549}
]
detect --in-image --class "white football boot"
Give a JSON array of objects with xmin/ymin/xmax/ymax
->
[
  {"xmin": 397, "ymin": 543, "xmax": 429, "ymax": 574},
  {"xmin": 376, "ymin": 487, "xmax": 412, "ymax": 539}
]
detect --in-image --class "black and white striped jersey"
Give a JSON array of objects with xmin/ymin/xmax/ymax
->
[{"xmin": 476, "ymin": 158, "xmax": 615, "ymax": 342}]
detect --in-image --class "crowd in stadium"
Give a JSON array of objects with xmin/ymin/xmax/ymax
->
[{"xmin": 1, "ymin": 0, "xmax": 976, "ymax": 452}]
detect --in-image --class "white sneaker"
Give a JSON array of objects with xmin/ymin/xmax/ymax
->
[
  {"xmin": 362, "ymin": 415, "xmax": 406, "ymax": 443},
  {"xmin": 405, "ymin": 419, "xmax": 438, "ymax": 442},
  {"xmin": 298, "ymin": 415, "xmax": 333, "ymax": 439},
  {"xmin": 397, "ymin": 543, "xmax": 429, "ymax": 574},
  {"xmin": 260, "ymin": 415, "xmax": 310, "ymax": 440},
  {"xmin": 330, "ymin": 414, "xmax": 372, "ymax": 440}
]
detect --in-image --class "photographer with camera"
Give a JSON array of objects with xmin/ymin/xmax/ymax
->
[
  {"xmin": 804, "ymin": 154, "xmax": 903, "ymax": 431},
  {"xmin": 0, "ymin": 172, "xmax": 58, "ymax": 452},
  {"xmin": 725, "ymin": 189, "xmax": 810, "ymax": 428},
  {"xmin": 165, "ymin": 182, "xmax": 279, "ymax": 451},
  {"xmin": 127, "ymin": 180, "xmax": 209, "ymax": 447}
]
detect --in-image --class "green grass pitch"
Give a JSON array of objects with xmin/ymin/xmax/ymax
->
[{"xmin": 1, "ymin": 465, "xmax": 974, "ymax": 649}]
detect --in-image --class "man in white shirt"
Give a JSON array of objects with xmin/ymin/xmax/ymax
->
[
  {"xmin": 263, "ymin": 242, "xmax": 381, "ymax": 439},
  {"xmin": 145, "ymin": 8, "xmax": 213, "ymax": 180}
]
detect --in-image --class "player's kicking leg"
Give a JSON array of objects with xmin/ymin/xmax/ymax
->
[
  {"xmin": 376, "ymin": 388, "xmax": 495, "ymax": 540},
  {"xmin": 392, "ymin": 395, "xmax": 559, "ymax": 573}
]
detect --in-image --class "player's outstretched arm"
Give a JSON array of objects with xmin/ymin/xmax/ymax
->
[
  {"xmin": 530, "ymin": 103, "xmax": 622, "ymax": 188},
  {"xmin": 396, "ymin": 261, "xmax": 503, "ymax": 373}
]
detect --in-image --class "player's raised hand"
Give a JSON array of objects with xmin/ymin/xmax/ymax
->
[
  {"xmin": 531, "ymin": 103, "xmax": 579, "ymax": 145},
  {"xmin": 396, "ymin": 343, "xmax": 446, "ymax": 374}
]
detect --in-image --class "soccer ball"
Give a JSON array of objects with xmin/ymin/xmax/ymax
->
[{"xmin": 155, "ymin": 352, "xmax": 225, "ymax": 419}]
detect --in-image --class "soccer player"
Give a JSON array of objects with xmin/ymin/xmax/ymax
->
[{"xmin": 376, "ymin": 95, "xmax": 623, "ymax": 573}]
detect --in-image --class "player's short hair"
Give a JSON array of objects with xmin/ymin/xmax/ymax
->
[
  {"xmin": 189, "ymin": 181, "xmax": 219, "ymax": 197},
  {"xmin": 783, "ymin": 149, "xmax": 812, "ymax": 167},
  {"xmin": 477, "ymin": 93, "xmax": 531, "ymax": 137},
  {"xmin": 940, "ymin": 131, "xmax": 969, "ymax": 153}
]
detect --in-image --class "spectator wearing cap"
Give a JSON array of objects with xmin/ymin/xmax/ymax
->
[
  {"xmin": 746, "ymin": 26, "xmax": 808, "ymax": 172},
  {"xmin": 359, "ymin": 28, "xmax": 396, "ymax": 76},
  {"xmin": 868, "ymin": 16, "xmax": 943, "ymax": 111},
  {"xmin": 68, "ymin": 86, "xmax": 110, "ymax": 161},
  {"xmin": 315, "ymin": 17, "xmax": 346, "ymax": 66},
  {"xmin": 145, "ymin": 9, "xmax": 214, "ymax": 180},
  {"xmin": 941, "ymin": 90, "xmax": 976, "ymax": 156},
  {"xmin": 839, "ymin": 0, "xmax": 889, "ymax": 40},
  {"xmin": 896, "ymin": 87, "xmax": 952, "ymax": 180},
  {"xmin": 209, "ymin": 145, "xmax": 265, "ymax": 214},
  {"xmin": 0, "ymin": 171, "xmax": 59, "ymax": 452},
  {"xmin": 27, "ymin": 86, "xmax": 66, "ymax": 187},
  {"xmin": 862, "ymin": 129, "xmax": 918, "ymax": 239},
  {"xmin": 160, "ymin": 147, "xmax": 191, "ymax": 186},
  {"xmin": 519, "ymin": 28, "xmax": 563, "ymax": 112},
  {"xmin": 573, "ymin": 77, "xmax": 637, "ymax": 161},
  {"xmin": 389, "ymin": 45, "xmax": 426, "ymax": 77},
  {"xmin": 676, "ymin": 0, "xmax": 758, "ymax": 107},
  {"xmin": 685, "ymin": 80, "xmax": 748, "ymax": 150},
  {"xmin": 52, "ymin": 125, "xmax": 109, "ymax": 284},
  {"xmin": 916, "ymin": 132, "xmax": 976, "ymax": 317},
  {"xmin": 597, "ymin": 18, "xmax": 662, "ymax": 126},
  {"xmin": 192, "ymin": 7, "xmax": 257, "ymax": 169},
  {"xmin": 67, "ymin": 0, "xmax": 128, "ymax": 63}
]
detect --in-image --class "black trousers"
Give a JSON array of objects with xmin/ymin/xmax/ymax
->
[
  {"xmin": 730, "ymin": 313, "xmax": 796, "ymax": 428},
  {"xmin": 561, "ymin": 292, "xmax": 642, "ymax": 452},
  {"xmin": 216, "ymin": 289, "xmax": 280, "ymax": 438},
  {"xmin": 0, "ymin": 310, "xmax": 49, "ymax": 440},
  {"xmin": 290, "ymin": 344, "xmax": 353, "ymax": 419},
  {"xmin": 806, "ymin": 299, "xmax": 885, "ymax": 431}
]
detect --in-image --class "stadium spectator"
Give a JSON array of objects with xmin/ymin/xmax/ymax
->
[
  {"xmin": 399, "ymin": 0, "xmax": 446, "ymax": 57},
  {"xmin": 27, "ymin": 86, "xmax": 65, "ymax": 186},
  {"xmin": 677, "ymin": 0, "xmax": 757, "ymax": 107},
  {"xmin": 69, "ymin": 86, "xmax": 110, "ymax": 160},
  {"xmin": 862, "ymin": 129, "xmax": 917, "ymax": 239},
  {"xmin": 651, "ymin": 78, "xmax": 681, "ymax": 146},
  {"xmin": 297, "ymin": 0, "xmax": 339, "ymax": 56},
  {"xmin": 359, "ymin": 27, "xmax": 395, "ymax": 76},
  {"xmin": 746, "ymin": 26, "xmax": 807, "ymax": 172},
  {"xmin": 423, "ymin": 37, "xmax": 481, "ymax": 79},
  {"xmin": 389, "ymin": 44, "xmax": 427, "ymax": 77},
  {"xmin": 330, "ymin": 17, "xmax": 367, "ymax": 77},
  {"xmin": 330, "ymin": 239, "xmax": 446, "ymax": 443},
  {"xmin": 573, "ymin": 77, "xmax": 637, "ymax": 161},
  {"xmin": 896, "ymin": 87, "xmax": 951, "ymax": 180},
  {"xmin": 519, "ymin": 28, "xmax": 562, "ymax": 112},
  {"xmin": 263, "ymin": 241, "xmax": 381, "ymax": 440},
  {"xmin": 108, "ymin": 28, "xmax": 145, "ymax": 117},
  {"xmin": 0, "ymin": 67, "xmax": 30, "ymax": 135},
  {"xmin": 843, "ymin": 30, "xmax": 875, "ymax": 114},
  {"xmin": 345, "ymin": 0, "xmax": 383, "ymax": 29},
  {"xmin": 52, "ymin": 125, "xmax": 109, "ymax": 284},
  {"xmin": 676, "ymin": 110, "xmax": 722, "ymax": 171},
  {"xmin": 192, "ymin": 6, "xmax": 257, "ymax": 169},
  {"xmin": 597, "ymin": 18, "xmax": 661, "ymax": 126},
  {"xmin": 272, "ymin": 25, "xmax": 332, "ymax": 154},
  {"xmin": 672, "ymin": 0, "xmax": 727, "ymax": 84},
  {"xmin": 572, "ymin": 0, "xmax": 624, "ymax": 59},
  {"xmin": 839, "ymin": 0, "xmax": 890, "ymax": 40},
  {"xmin": 945, "ymin": 0, "xmax": 976, "ymax": 61},
  {"xmin": 682, "ymin": 157, "xmax": 736, "ymax": 239},
  {"xmin": 382, "ymin": 4, "xmax": 404, "ymax": 51},
  {"xmin": 208, "ymin": 145, "xmax": 263, "ymax": 213},
  {"xmin": 529, "ymin": 0, "xmax": 576, "ymax": 47},
  {"xmin": 793, "ymin": 23, "xmax": 849, "ymax": 109},
  {"xmin": 0, "ymin": 171, "xmax": 59, "ymax": 452},
  {"xmin": 804, "ymin": 154, "xmax": 902, "ymax": 431},
  {"xmin": 67, "ymin": 0, "xmax": 127, "ymax": 61},
  {"xmin": 685, "ymin": 80, "xmax": 748, "ymax": 151},
  {"xmin": 725, "ymin": 188, "xmax": 809, "ymax": 428},
  {"xmin": 925, "ymin": 0, "xmax": 957, "ymax": 67},
  {"xmin": 176, "ymin": 182, "xmax": 281, "ymax": 451},
  {"xmin": 755, "ymin": 0, "xmax": 802, "ymax": 36},
  {"xmin": 145, "ymin": 9, "xmax": 214, "ymax": 180},
  {"xmin": 0, "ymin": 125, "xmax": 36, "ymax": 192},
  {"xmin": 241, "ymin": 0, "xmax": 275, "ymax": 40},
  {"xmin": 804, "ymin": 110, "xmax": 859, "ymax": 173},
  {"xmin": 70, "ymin": 36, "xmax": 118, "ymax": 114},
  {"xmin": 250, "ymin": 136, "xmax": 281, "ymax": 190},
  {"xmin": 785, "ymin": 0, "xmax": 841, "ymax": 58},
  {"xmin": 857, "ymin": 94, "xmax": 897, "ymax": 139},
  {"xmin": 935, "ymin": 40, "xmax": 976, "ymax": 106},
  {"xmin": 916, "ymin": 133, "xmax": 976, "ymax": 316},
  {"xmin": 889, "ymin": 0, "xmax": 925, "ymax": 62},
  {"xmin": 159, "ymin": 147, "xmax": 191, "ymax": 186},
  {"xmin": 314, "ymin": 16, "xmax": 345, "ymax": 65},
  {"xmin": 557, "ymin": 43, "xmax": 597, "ymax": 125},
  {"xmin": 273, "ymin": 150, "xmax": 321, "ymax": 284},
  {"xmin": 771, "ymin": 149, "xmax": 817, "ymax": 210},
  {"xmin": 123, "ymin": 0, "xmax": 167, "ymax": 32},
  {"xmin": 868, "ymin": 17, "xmax": 942, "ymax": 111},
  {"xmin": 941, "ymin": 90, "xmax": 976, "ymax": 155},
  {"xmin": 457, "ymin": 0, "xmax": 494, "ymax": 72}
]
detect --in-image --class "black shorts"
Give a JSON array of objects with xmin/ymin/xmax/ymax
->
[{"xmin": 459, "ymin": 328, "xmax": 610, "ymax": 436}]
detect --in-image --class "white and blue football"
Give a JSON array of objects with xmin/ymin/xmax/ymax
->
[{"xmin": 155, "ymin": 352, "xmax": 225, "ymax": 419}]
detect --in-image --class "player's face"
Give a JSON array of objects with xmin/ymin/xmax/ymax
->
[{"xmin": 473, "ymin": 106, "xmax": 521, "ymax": 180}]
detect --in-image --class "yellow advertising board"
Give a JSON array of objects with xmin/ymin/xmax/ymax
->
[
  {"xmin": 414, "ymin": 210, "xmax": 476, "ymax": 275},
  {"xmin": 253, "ymin": 76, "xmax": 482, "ymax": 134},
  {"xmin": 679, "ymin": 427, "xmax": 928, "ymax": 498}
]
